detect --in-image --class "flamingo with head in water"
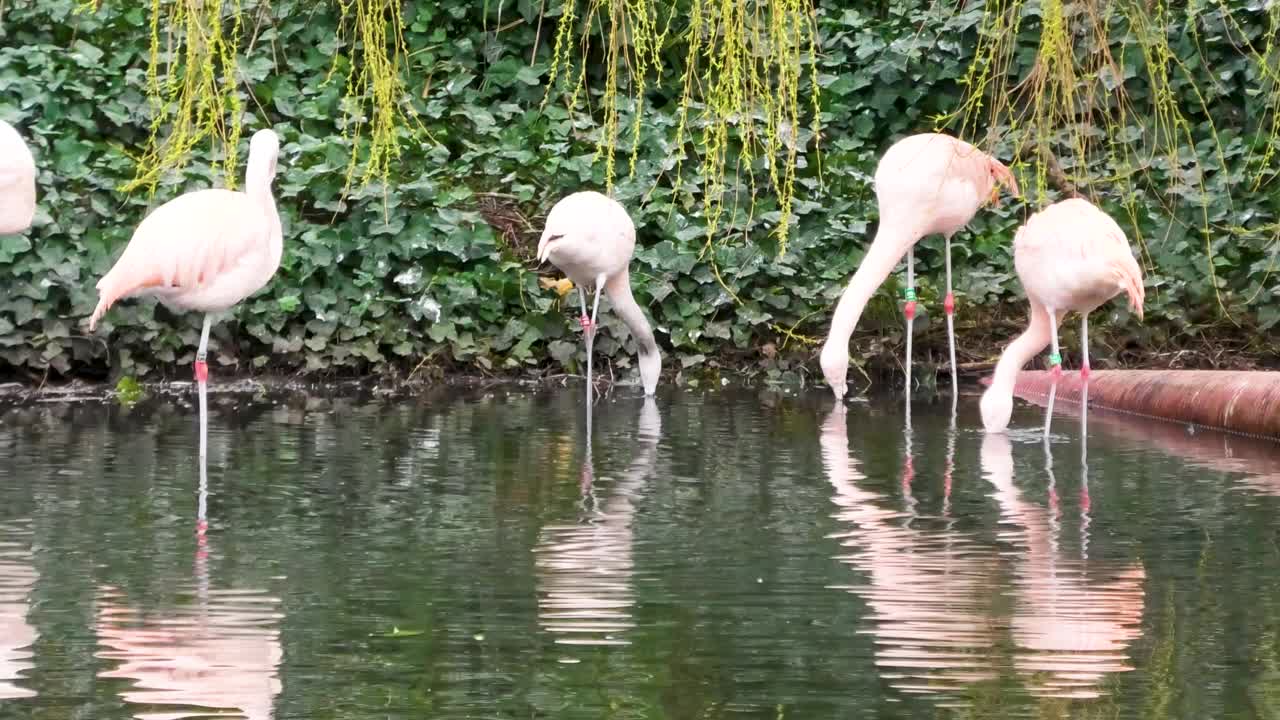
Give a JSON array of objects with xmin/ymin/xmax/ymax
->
[
  {"xmin": 980, "ymin": 197, "xmax": 1145, "ymax": 433},
  {"xmin": 88, "ymin": 128, "xmax": 284, "ymax": 460},
  {"xmin": 0, "ymin": 119, "xmax": 37, "ymax": 235},
  {"xmin": 820, "ymin": 132, "xmax": 1019, "ymax": 400},
  {"xmin": 537, "ymin": 191, "xmax": 661, "ymax": 399}
]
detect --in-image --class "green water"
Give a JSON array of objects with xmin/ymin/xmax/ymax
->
[{"xmin": 0, "ymin": 386, "xmax": 1278, "ymax": 719}]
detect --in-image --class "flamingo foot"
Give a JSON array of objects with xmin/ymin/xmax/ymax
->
[
  {"xmin": 194, "ymin": 360, "xmax": 209, "ymax": 384},
  {"xmin": 943, "ymin": 292, "xmax": 955, "ymax": 316},
  {"xmin": 1081, "ymin": 364, "xmax": 1091, "ymax": 381}
]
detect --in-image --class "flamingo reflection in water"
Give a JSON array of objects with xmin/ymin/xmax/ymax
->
[
  {"xmin": 980, "ymin": 405, "xmax": 1146, "ymax": 700},
  {"xmin": 94, "ymin": 455, "xmax": 284, "ymax": 720},
  {"xmin": 820, "ymin": 405, "xmax": 1002, "ymax": 703},
  {"xmin": 534, "ymin": 397, "xmax": 661, "ymax": 650},
  {"xmin": 0, "ymin": 520, "xmax": 38, "ymax": 701}
]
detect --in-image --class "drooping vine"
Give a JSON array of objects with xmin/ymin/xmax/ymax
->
[
  {"xmin": 74, "ymin": 0, "xmax": 418, "ymax": 197},
  {"xmin": 331, "ymin": 0, "xmax": 421, "ymax": 195},
  {"xmin": 74, "ymin": 0, "xmax": 247, "ymax": 193},
  {"xmin": 936, "ymin": 0, "xmax": 1280, "ymax": 320},
  {"xmin": 544, "ymin": 0, "xmax": 821, "ymax": 258}
]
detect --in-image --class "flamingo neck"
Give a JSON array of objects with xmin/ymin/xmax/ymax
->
[
  {"xmin": 244, "ymin": 156, "xmax": 283, "ymax": 276},
  {"xmin": 604, "ymin": 272, "xmax": 661, "ymax": 394},
  {"xmin": 824, "ymin": 220, "xmax": 920, "ymax": 353},
  {"xmin": 989, "ymin": 304, "xmax": 1053, "ymax": 398},
  {"xmin": 246, "ymin": 164, "xmax": 275, "ymax": 202}
]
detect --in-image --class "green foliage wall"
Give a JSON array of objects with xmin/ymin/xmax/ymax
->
[{"xmin": 0, "ymin": 1, "xmax": 1277, "ymax": 385}]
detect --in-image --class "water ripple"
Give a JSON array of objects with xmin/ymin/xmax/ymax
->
[
  {"xmin": 821, "ymin": 406, "xmax": 1002, "ymax": 703},
  {"xmin": 0, "ymin": 519, "xmax": 37, "ymax": 700},
  {"xmin": 534, "ymin": 398, "xmax": 660, "ymax": 653}
]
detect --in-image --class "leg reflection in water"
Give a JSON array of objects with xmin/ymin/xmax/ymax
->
[
  {"xmin": 534, "ymin": 398, "xmax": 661, "ymax": 652},
  {"xmin": 95, "ymin": 451, "xmax": 284, "ymax": 720},
  {"xmin": 820, "ymin": 404, "xmax": 1002, "ymax": 705},
  {"xmin": 980, "ymin": 411, "xmax": 1146, "ymax": 700}
]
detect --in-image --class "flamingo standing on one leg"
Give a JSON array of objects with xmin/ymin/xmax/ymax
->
[
  {"xmin": 820, "ymin": 132, "xmax": 1019, "ymax": 400},
  {"xmin": 0, "ymin": 119, "xmax": 37, "ymax": 234},
  {"xmin": 88, "ymin": 128, "xmax": 284, "ymax": 461},
  {"xmin": 980, "ymin": 197, "xmax": 1145, "ymax": 434},
  {"xmin": 537, "ymin": 191, "xmax": 661, "ymax": 400}
]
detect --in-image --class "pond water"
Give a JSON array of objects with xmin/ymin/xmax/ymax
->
[{"xmin": 0, "ymin": 384, "xmax": 1278, "ymax": 719}]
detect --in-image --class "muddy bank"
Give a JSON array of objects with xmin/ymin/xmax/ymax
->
[{"xmin": 1, "ymin": 335, "xmax": 1274, "ymax": 408}]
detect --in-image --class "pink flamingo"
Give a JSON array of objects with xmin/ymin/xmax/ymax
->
[
  {"xmin": 820, "ymin": 132, "xmax": 1018, "ymax": 400},
  {"xmin": 0, "ymin": 119, "xmax": 37, "ymax": 235},
  {"xmin": 537, "ymin": 191, "xmax": 661, "ymax": 399},
  {"xmin": 88, "ymin": 128, "xmax": 283, "ymax": 460},
  {"xmin": 980, "ymin": 198, "xmax": 1145, "ymax": 433}
]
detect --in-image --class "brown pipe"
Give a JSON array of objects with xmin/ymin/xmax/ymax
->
[{"xmin": 1008, "ymin": 370, "xmax": 1280, "ymax": 440}]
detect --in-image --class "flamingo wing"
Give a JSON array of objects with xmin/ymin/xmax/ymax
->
[
  {"xmin": 1014, "ymin": 199, "xmax": 1144, "ymax": 318},
  {"xmin": 90, "ymin": 189, "xmax": 273, "ymax": 329},
  {"xmin": 874, "ymin": 134, "xmax": 999, "ymax": 237},
  {"xmin": 1078, "ymin": 204, "xmax": 1145, "ymax": 319},
  {"xmin": 540, "ymin": 191, "xmax": 635, "ymax": 285}
]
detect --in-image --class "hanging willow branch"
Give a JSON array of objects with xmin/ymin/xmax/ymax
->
[
  {"xmin": 331, "ymin": 0, "xmax": 421, "ymax": 194},
  {"xmin": 937, "ymin": 0, "xmax": 1280, "ymax": 319},
  {"xmin": 75, "ymin": 0, "xmax": 417, "ymax": 196},
  {"xmin": 80, "ymin": 0, "xmax": 247, "ymax": 193},
  {"xmin": 544, "ymin": 0, "xmax": 821, "ymax": 258}
]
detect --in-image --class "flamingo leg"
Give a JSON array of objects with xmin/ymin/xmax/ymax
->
[
  {"xmin": 1047, "ymin": 308, "xmax": 1062, "ymax": 380},
  {"xmin": 1080, "ymin": 380, "xmax": 1091, "ymax": 548},
  {"xmin": 195, "ymin": 314, "xmax": 212, "ymax": 463},
  {"xmin": 585, "ymin": 273, "xmax": 606, "ymax": 402},
  {"xmin": 903, "ymin": 248, "xmax": 916, "ymax": 399},
  {"xmin": 1044, "ymin": 309, "xmax": 1060, "ymax": 438},
  {"xmin": 1080, "ymin": 314, "xmax": 1090, "ymax": 380},
  {"xmin": 944, "ymin": 233, "xmax": 958, "ymax": 403}
]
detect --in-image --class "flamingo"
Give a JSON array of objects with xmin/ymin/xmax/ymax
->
[
  {"xmin": 0, "ymin": 119, "xmax": 37, "ymax": 235},
  {"xmin": 537, "ymin": 191, "xmax": 660, "ymax": 399},
  {"xmin": 980, "ymin": 197, "xmax": 1145, "ymax": 433},
  {"xmin": 820, "ymin": 132, "xmax": 1018, "ymax": 400},
  {"xmin": 88, "ymin": 128, "xmax": 283, "ymax": 461}
]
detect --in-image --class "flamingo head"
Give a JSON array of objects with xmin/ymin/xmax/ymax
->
[
  {"xmin": 536, "ymin": 231, "xmax": 564, "ymax": 265},
  {"xmin": 979, "ymin": 384, "xmax": 1013, "ymax": 433},
  {"xmin": 988, "ymin": 157, "xmax": 1020, "ymax": 207},
  {"xmin": 249, "ymin": 129, "xmax": 281, "ymax": 178},
  {"xmin": 819, "ymin": 341, "xmax": 849, "ymax": 401}
]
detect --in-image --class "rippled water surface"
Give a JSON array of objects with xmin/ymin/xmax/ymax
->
[{"xmin": 1, "ymin": 385, "xmax": 1279, "ymax": 719}]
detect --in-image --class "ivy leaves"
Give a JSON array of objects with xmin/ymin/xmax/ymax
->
[{"xmin": 0, "ymin": 1, "xmax": 1276, "ymax": 384}]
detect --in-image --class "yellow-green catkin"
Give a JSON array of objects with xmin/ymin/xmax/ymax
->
[
  {"xmin": 82, "ymin": 0, "xmax": 417, "ymax": 201},
  {"xmin": 114, "ymin": 0, "xmax": 245, "ymax": 195},
  {"xmin": 938, "ymin": 0, "xmax": 1280, "ymax": 320},
  {"xmin": 333, "ymin": 0, "xmax": 422, "ymax": 197},
  {"xmin": 545, "ymin": 0, "xmax": 820, "ymax": 259}
]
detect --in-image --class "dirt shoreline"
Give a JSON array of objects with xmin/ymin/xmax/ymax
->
[{"xmin": 3, "ymin": 352, "xmax": 1275, "ymax": 407}]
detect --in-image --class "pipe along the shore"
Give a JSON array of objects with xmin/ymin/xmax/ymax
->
[{"xmin": 1006, "ymin": 370, "xmax": 1280, "ymax": 440}]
